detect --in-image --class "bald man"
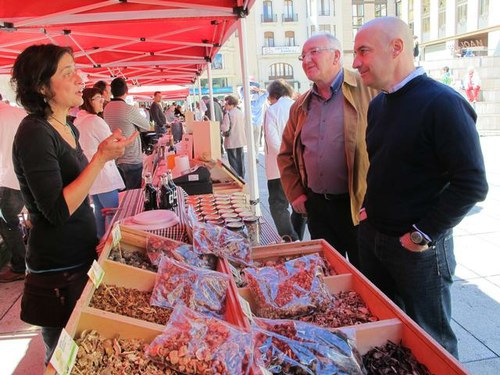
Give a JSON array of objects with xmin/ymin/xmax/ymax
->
[
  {"xmin": 278, "ymin": 33, "xmax": 376, "ymax": 268},
  {"xmin": 353, "ymin": 17, "xmax": 488, "ymax": 358}
]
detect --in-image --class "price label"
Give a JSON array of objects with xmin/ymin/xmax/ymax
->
[
  {"xmin": 49, "ymin": 329, "xmax": 78, "ymax": 375},
  {"xmin": 111, "ymin": 222, "xmax": 121, "ymax": 247},
  {"xmin": 238, "ymin": 295, "xmax": 254, "ymax": 322},
  {"xmin": 87, "ymin": 260, "xmax": 105, "ymax": 288}
]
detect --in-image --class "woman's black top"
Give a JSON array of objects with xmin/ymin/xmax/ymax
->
[{"xmin": 13, "ymin": 115, "xmax": 97, "ymax": 272}]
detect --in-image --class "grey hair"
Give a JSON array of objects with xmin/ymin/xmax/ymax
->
[{"xmin": 309, "ymin": 32, "xmax": 343, "ymax": 64}]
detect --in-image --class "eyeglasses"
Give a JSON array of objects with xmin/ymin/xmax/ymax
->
[
  {"xmin": 298, "ymin": 47, "xmax": 335, "ymax": 61},
  {"xmin": 91, "ymin": 96, "xmax": 104, "ymax": 101}
]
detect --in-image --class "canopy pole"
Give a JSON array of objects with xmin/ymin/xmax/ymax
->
[
  {"xmin": 206, "ymin": 61, "xmax": 215, "ymax": 121},
  {"xmin": 237, "ymin": 17, "xmax": 260, "ymax": 216},
  {"xmin": 197, "ymin": 78, "xmax": 203, "ymax": 111}
]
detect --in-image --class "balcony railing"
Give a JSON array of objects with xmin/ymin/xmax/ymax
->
[
  {"xmin": 318, "ymin": 10, "xmax": 330, "ymax": 16},
  {"xmin": 261, "ymin": 14, "xmax": 277, "ymax": 23},
  {"xmin": 282, "ymin": 13, "xmax": 298, "ymax": 22}
]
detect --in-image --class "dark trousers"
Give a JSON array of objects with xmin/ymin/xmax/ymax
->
[
  {"xmin": 267, "ymin": 179, "xmax": 299, "ymax": 241},
  {"xmin": 42, "ymin": 327, "xmax": 62, "ymax": 366},
  {"xmin": 0, "ymin": 187, "xmax": 26, "ymax": 273},
  {"xmin": 291, "ymin": 210, "xmax": 307, "ymax": 240},
  {"xmin": 358, "ymin": 221, "xmax": 458, "ymax": 358},
  {"xmin": 226, "ymin": 147, "xmax": 245, "ymax": 179},
  {"xmin": 117, "ymin": 162, "xmax": 143, "ymax": 190},
  {"xmin": 305, "ymin": 191, "xmax": 360, "ymax": 268}
]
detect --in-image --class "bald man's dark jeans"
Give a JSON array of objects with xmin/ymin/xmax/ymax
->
[{"xmin": 358, "ymin": 220, "xmax": 459, "ymax": 358}]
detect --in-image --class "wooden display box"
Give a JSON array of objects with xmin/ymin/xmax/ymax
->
[
  {"xmin": 44, "ymin": 225, "xmax": 246, "ymax": 374},
  {"xmin": 223, "ymin": 240, "xmax": 469, "ymax": 375},
  {"xmin": 188, "ymin": 120, "xmax": 221, "ymax": 161}
]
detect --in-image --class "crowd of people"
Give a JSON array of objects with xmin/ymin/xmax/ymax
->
[{"xmin": 0, "ymin": 16, "xmax": 489, "ymax": 368}]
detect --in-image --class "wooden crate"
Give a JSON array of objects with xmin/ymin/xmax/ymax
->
[
  {"xmin": 45, "ymin": 233, "xmax": 469, "ymax": 375},
  {"xmin": 227, "ymin": 240, "xmax": 470, "ymax": 375},
  {"xmin": 44, "ymin": 226, "xmax": 246, "ymax": 374}
]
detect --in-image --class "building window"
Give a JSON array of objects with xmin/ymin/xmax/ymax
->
[
  {"xmin": 456, "ymin": 0, "xmax": 467, "ymax": 34},
  {"xmin": 395, "ymin": 0, "xmax": 402, "ymax": 17},
  {"xmin": 285, "ymin": 31, "xmax": 296, "ymax": 46},
  {"xmin": 478, "ymin": 0, "xmax": 489, "ymax": 28},
  {"xmin": 311, "ymin": 25, "xmax": 316, "ymax": 36},
  {"xmin": 262, "ymin": 1, "xmax": 275, "ymax": 22},
  {"xmin": 352, "ymin": 4, "xmax": 364, "ymax": 39},
  {"xmin": 421, "ymin": 0, "xmax": 430, "ymax": 42},
  {"xmin": 438, "ymin": 0, "xmax": 446, "ymax": 38},
  {"xmin": 319, "ymin": 0, "xmax": 330, "ymax": 16},
  {"xmin": 283, "ymin": 0, "xmax": 297, "ymax": 22},
  {"xmin": 408, "ymin": 0, "xmax": 414, "ymax": 34},
  {"xmin": 211, "ymin": 54, "xmax": 223, "ymax": 70},
  {"xmin": 264, "ymin": 32, "xmax": 275, "ymax": 47},
  {"xmin": 201, "ymin": 78, "xmax": 228, "ymax": 88},
  {"xmin": 375, "ymin": 1, "xmax": 387, "ymax": 17},
  {"xmin": 319, "ymin": 24, "xmax": 331, "ymax": 33},
  {"xmin": 269, "ymin": 63, "xmax": 294, "ymax": 80}
]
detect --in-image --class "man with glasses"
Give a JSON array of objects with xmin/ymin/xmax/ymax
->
[{"xmin": 278, "ymin": 33, "xmax": 376, "ymax": 268}]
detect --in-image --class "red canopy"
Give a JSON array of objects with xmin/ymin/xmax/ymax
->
[{"xmin": 0, "ymin": 0, "xmax": 254, "ymax": 87}]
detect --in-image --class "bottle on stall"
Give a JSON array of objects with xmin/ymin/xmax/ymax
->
[
  {"xmin": 167, "ymin": 137, "xmax": 176, "ymax": 169},
  {"xmin": 166, "ymin": 169, "xmax": 178, "ymax": 208},
  {"xmin": 143, "ymin": 172, "xmax": 158, "ymax": 211},
  {"xmin": 158, "ymin": 173, "xmax": 173, "ymax": 210}
]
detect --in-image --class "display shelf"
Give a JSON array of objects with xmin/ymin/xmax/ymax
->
[{"xmin": 229, "ymin": 240, "xmax": 470, "ymax": 375}]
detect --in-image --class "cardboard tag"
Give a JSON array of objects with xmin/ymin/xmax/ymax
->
[
  {"xmin": 188, "ymin": 174, "xmax": 200, "ymax": 181},
  {"xmin": 238, "ymin": 295, "xmax": 254, "ymax": 322},
  {"xmin": 87, "ymin": 260, "xmax": 105, "ymax": 288},
  {"xmin": 111, "ymin": 222, "xmax": 121, "ymax": 247},
  {"xmin": 49, "ymin": 328, "xmax": 78, "ymax": 375}
]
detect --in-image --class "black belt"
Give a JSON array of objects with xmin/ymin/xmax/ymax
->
[{"xmin": 309, "ymin": 191, "xmax": 349, "ymax": 201}]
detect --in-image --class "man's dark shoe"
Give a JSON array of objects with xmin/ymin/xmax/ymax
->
[{"xmin": 0, "ymin": 267, "xmax": 25, "ymax": 283}]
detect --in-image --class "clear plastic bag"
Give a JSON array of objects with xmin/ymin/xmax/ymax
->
[
  {"xmin": 150, "ymin": 257, "xmax": 229, "ymax": 317},
  {"xmin": 243, "ymin": 254, "xmax": 332, "ymax": 319},
  {"xmin": 146, "ymin": 305, "xmax": 253, "ymax": 375},
  {"xmin": 252, "ymin": 317, "xmax": 365, "ymax": 375},
  {"xmin": 146, "ymin": 235, "xmax": 216, "ymax": 270},
  {"xmin": 193, "ymin": 220, "xmax": 252, "ymax": 266}
]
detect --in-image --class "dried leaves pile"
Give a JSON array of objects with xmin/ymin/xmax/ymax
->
[
  {"xmin": 362, "ymin": 340, "xmax": 432, "ymax": 375},
  {"xmin": 109, "ymin": 248, "xmax": 157, "ymax": 272},
  {"xmin": 73, "ymin": 329, "xmax": 177, "ymax": 375},
  {"xmin": 90, "ymin": 284, "xmax": 172, "ymax": 326},
  {"xmin": 299, "ymin": 291, "xmax": 378, "ymax": 328}
]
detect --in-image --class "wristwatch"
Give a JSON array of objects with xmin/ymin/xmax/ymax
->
[{"xmin": 410, "ymin": 230, "xmax": 429, "ymax": 246}]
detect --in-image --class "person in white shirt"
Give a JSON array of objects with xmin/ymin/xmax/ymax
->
[
  {"xmin": 0, "ymin": 95, "xmax": 27, "ymax": 282},
  {"xmin": 221, "ymin": 95, "xmax": 246, "ymax": 179},
  {"xmin": 74, "ymin": 88, "xmax": 125, "ymax": 238},
  {"xmin": 263, "ymin": 80, "xmax": 305, "ymax": 241}
]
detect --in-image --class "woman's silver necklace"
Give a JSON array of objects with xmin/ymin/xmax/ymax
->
[{"xmin": 50, "ymin": 115, "xmax": 75, "ymax": 138}]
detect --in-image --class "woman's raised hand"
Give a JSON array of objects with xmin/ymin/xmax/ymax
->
[{"xmin": 94, "ymin": 129, "xmax": 139, "ymax": 165}]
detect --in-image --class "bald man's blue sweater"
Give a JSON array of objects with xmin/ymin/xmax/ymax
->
[{"xmin": 364, "ymin": 74, "xmax": 488, "ymax": 240}]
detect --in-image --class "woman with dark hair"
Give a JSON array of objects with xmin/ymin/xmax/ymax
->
[
  {"xmin": 11, "ymin": 44, "xmax": 137, "ymax": 365},
  {"xmin": 74, "ymin": 87, "xmax": 125, "ymax": 239},
  {"xmin": 221, "ymin": 95, "xmax": 246, "ymax": 178}
]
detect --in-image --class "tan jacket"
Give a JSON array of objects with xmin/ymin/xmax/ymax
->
[{"xmin": 277, "ymin": 68, "xmax": 377, "ymax": 225}]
